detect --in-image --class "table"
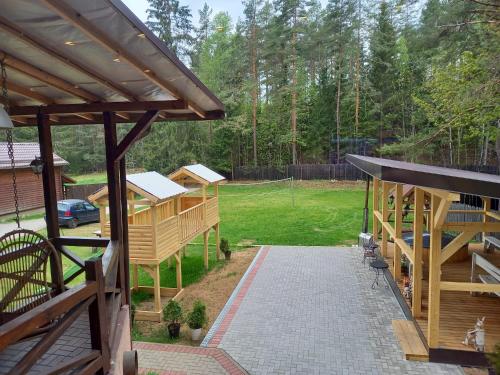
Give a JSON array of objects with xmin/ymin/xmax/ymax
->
[{"xmin": 370, "ymin": 259, "xmax": 389, "ymax": 289}]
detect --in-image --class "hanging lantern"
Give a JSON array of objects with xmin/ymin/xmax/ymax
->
[
  {"xmin": 0, "ymin": 104, "xmax": 13, "ymax": 129},
  {"xmin": 30, "ymin": 157, "xmax": 44, "ymax": 175}
]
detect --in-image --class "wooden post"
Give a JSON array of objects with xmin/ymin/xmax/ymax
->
[
  {"xmin": 132, "ymin": 264, "xmax": 138, "ymax": 291},
  {"xmin": 153, "ymin": 264, "xmax": 161, "ymax": 313},
  {"xmin": 37, "ymin": 113, "xmax": 64, "ymax": 291},
  {"xmin": 86, "ymin": 258, "xmax": 110, "ymax": 374},
  {"xmin": 412, "ymin": 187, "xmax": 424, "ymax": 317},
  {"xmin": 120, "ymin": 158, "xmax": 131, "ymax": 306},
  {"xmin": 381, "ymin": 181, "xmax": 390, "ymax": 257},
  {"xmin": 214, "ymin": 183, "xmax": 219, "ymax": 197},
  {"xmin": 483, "ymin": 197, "xmax": 491, "ymax": 246},
  {"xmin": 428, "ymin": 193, "xmax": 442, "ymax": 348},
  {"xmin": 202, "ymin": 185, "xmax": 207, "ymax": 227},
  {"xmin": 215, "ymin": 223, "xmax": 220, "ymax": 260},
  {"xmin": 98, "ymin": 205, "xmax": 106, "ymax": 233},
  {"xmin": 373, "ymin": 178, "xmax": 379, "ymax": 238},
  {"xmin": 128, "ymin": 191, "xmax": 135, "ymax": 224},
  {"xmin": 203, "ymin": 230, "xmax": 209, "ymax": 270},
  {"xmin": 394, "ymin": 184, "xmax": 403, "ymax": 280},
  {"xmin": 175, "ymin": 252, "xmax": 182, "ymax": 292}
]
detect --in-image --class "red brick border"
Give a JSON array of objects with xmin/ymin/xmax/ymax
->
[
  {"xmin": 207, "ymin": 246, "xmax": 271, "ymax": 347},
  {"xmin": 134, "ymin": 342, "xmax": 247, "ymax": 375}
]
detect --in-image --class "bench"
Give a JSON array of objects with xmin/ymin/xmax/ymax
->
[
  {"xmin": 484, "ymin": 236, "xmax": 500, "ymax": 252},
  {"xmin": 471, "ymin": 253, "xmax": 500, "ymax": 297}
]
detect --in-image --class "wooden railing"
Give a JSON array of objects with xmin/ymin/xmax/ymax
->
[
  {"xmin": 179, "ymin": 203, "xmax": 205, "ymax": 243},
  {"xmin": 206, "ymin": 197, "xmax": 219, "ymax": 227},
  {"xmin": 0, "ymin": 258, "xmax": 110, "ymax": 374}
]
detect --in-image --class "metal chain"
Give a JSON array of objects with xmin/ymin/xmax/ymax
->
[{"xmin": 1, "ymin": 58, "xmax": 20, "ymax": 228}]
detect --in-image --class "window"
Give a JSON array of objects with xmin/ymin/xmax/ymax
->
[{"xmin": 84, "ymin": 203, "xmax": 96, "ymax": 210}]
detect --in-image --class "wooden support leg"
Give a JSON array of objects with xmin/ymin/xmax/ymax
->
[
  {"xmin": 153, "ymin": 265, "xmax": 161, "ymax": 313},
  {"xmin": 412, "ymin": 188, "xmax": 424, "ymax": 318},
  {"xmin": 132, "ymin": 264, "xmax": 138, "ymax": 291},
  {"xmin": 215, "ymin": 223, "xmax": 220, "ymax": 261},
  {"xmin": 428, "ymin": 194, "xmax": 442, "ymax": 348},
  {"xmin": 175, "ymin": 252, "xmax": 182, "ymax": 292},
  {"xmin": 203, "ymin": 231, "xmax": 209, "ymax": 270}
]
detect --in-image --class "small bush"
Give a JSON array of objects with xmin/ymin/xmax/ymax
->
[
  {"xmin": 186, "ymin": 300, "xmax": 207, "ymax": 329},
  {"xmin": 488, "ymin": 343, "xmax": 500, "ymax": 374},
  {"xmin": 220, "ymin": 238, "xmax": 231, "ymax": 256},
  {"xmin": 163, "ymin": 299, "xmax": 183, "ymax": 324}
]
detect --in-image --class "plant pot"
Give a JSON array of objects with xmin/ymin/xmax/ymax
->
[
  {"xmin": 168, "ymin": 323, "xmax": 181, "ymax": 339},
  {"xmin": 191, "ymin": 328, "xmax": 202, "ymax": 341},
  {"xmin": 223, "ymin": 251, "xmax": 231, "ymax": 261}
]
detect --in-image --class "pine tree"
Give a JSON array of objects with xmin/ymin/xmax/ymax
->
[
  {"xmin": 369, "ymin": 1, "xmax": 398, "ymax": 149},
  {"xmin": 146, "ymin": 0, "xmax": 194, "ymax": 61}
]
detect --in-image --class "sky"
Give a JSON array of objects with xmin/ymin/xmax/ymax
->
[
  {"xmin": 122, "ymin": 0, "xmax": 249, "ymax": 26},
  {"xmin": 122, "ymin": 0, "xmax": 328, "ymax": 26}
]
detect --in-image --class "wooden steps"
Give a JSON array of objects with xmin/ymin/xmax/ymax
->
[{"xmin": 392, "ymin": 320, "xmax": 429, "ymax": 362}]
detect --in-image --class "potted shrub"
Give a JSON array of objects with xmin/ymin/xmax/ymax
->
[
  {"xmin": 186, "ymin": 300, "xmax": 207, "ymax": 341},
  {"xmin": 220, "ymin": 238, "xmax": 231, "ymax": 261},
  {"xmin": 163, "ymin": 300, "xmax": 183, "ymax": 339}
]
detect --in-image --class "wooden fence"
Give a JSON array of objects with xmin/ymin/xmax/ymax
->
[
  {"xmin": 65, "ymin": 183, "xmax": 105, "ymax": 200},
  {"xmin": 234, "ymin": 163, "xmax": 366, "ymax": 181}
]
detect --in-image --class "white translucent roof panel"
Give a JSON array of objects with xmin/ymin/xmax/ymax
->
[
  {"xmin": 0, "ymin": 0, "xmax": 224, "ymax": 113},
  {"xmin": 127, "ymin": 171, "xmax": 187, "ymax": 201},
  {"xmin": 184, "ymin": 164, "xmax": 226, "ymax": 184}
]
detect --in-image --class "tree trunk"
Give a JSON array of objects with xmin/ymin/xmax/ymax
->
[
  {"xmin": 251, "ymin": 11, "xmax": 258, "ymax": 167},
  {"xmin": 496, "ymin": 120, "xmax": 500, "ymax": 168},
  {"xmin": 291, "ymin": 23, "xmax": 298, "ymax": 165},
  {"xmin": 336, "ymin": 48, "xmax": 343, "ymax": 164}
]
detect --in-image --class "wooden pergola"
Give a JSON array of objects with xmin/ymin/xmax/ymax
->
[
  {"xmin": 348, "ymin": 155, "xmax": 500, "ymax": 366},
  {"xmin": 0, "ymin": 1, "xmax": 224, "ymax": 374}
]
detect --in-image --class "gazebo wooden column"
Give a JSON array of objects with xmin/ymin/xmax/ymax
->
[{"xmin": 412, "ymin": 187, "xmax": 424, "ymax": 317}]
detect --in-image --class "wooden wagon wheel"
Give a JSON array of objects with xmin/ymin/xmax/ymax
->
[{"xmin": 0, "ymin": 229, "xmax": 63, "ymax": 323}]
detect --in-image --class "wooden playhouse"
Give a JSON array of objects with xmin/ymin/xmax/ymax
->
[{"xmin": 89, "ymin": 167, "xmax": 225, "ymax": 321}]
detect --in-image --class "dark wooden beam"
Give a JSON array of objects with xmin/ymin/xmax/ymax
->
[
  {"xmin": 0, "ymin": 15, "xmax": 138, "ymax": 102},
  {"xmin": 114, "ymin": 110, "xmax": 160, "ymax": 161},
  {"xmin": 9, "ymin": 100, "xmax": 186, "ymax": 116},
  {"xmin": 13, "ymin": 110, "xmax": 225, "ymax": 127},
  {"xmin": 37, "ymin": 113, "xmax": 63, "ymax": 294},
  {"xmin": 55, "ymin": 237, "xmax": 110, "ymax": 249},
  {"xmin": 1, "ymin": 50, "xmax": 99, "ymax": 102},
  {"xmin": 103, "ymin": 112, "xmax": 121, "ymax": 242},
  {"xmin": 119, "ymin": 158, "xmax": 131, "ymax": 307}
]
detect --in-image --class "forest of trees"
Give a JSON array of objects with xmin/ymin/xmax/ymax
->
[{"xmin": 12, "ymin": 0, "xmax": 500, "ymax": 176}]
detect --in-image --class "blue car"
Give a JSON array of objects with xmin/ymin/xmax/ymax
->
[{"xmin": 57, "ymin": 199, "xmax": 100, "ymax": 228}]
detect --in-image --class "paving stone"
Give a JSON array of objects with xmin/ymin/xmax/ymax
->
[{"xmin": 213, "ymin": 246, "xmax": 464, "ymax": 375}]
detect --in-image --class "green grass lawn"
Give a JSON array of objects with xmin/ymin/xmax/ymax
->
[
  {"xmin": 49, "ymin": 180, "xmax": 370, "ymax": 302},
  {"xmin": 68, "ymin": 172, "xmax": 108, "ymax": 185}
]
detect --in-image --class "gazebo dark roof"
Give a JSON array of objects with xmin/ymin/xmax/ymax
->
[
  {"xmin": 346, "ymin": 154, "xmax": 500, "ymax": 199},
  {"xmin": 0, "ymin": 142, "xmax": 68, "ymax": 169}
]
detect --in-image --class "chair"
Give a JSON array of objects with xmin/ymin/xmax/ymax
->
[
  {"xmin": 359, "ymin": 232, "xmax": 379, "ymax": 265},
  {"xmin": 0, "ymin": 229, "xmax": 63, "ymax": 325}
]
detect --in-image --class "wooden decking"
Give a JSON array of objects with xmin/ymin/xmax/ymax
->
[
  {"xmin": 392, "ymin": 320, "xmax": 429, "ymax": 361},
  {"xmin": 386, "ymin": 243, "xmax": 500, "ymax": 353},
  {"xmin": 0, "ymin": 313, "xmax": 91, "ymax": 374}
]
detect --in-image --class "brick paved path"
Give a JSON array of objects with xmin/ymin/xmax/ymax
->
[
  {"xmin": 134, "ymin": 342, "xmax": 248, "ymax": 375},
  {"xmin": 204, "ymin": 246, "xmax": 464, "ymax": 375}
]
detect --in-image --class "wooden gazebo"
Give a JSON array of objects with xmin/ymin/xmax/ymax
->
[
  {"xmin": 88, "ymin": 169, "xmax": 224, "ymax": 322},
  {"xmin": 169, "ymin": 164, "xmax": 226, "ymax": 268},
  {"xmin": 347, "ymin": 155, "xmax": 500, "ymax": 367},
  {"xmin": 0, "ymin": 1, "xmax": 224, "ymax": 374}
]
